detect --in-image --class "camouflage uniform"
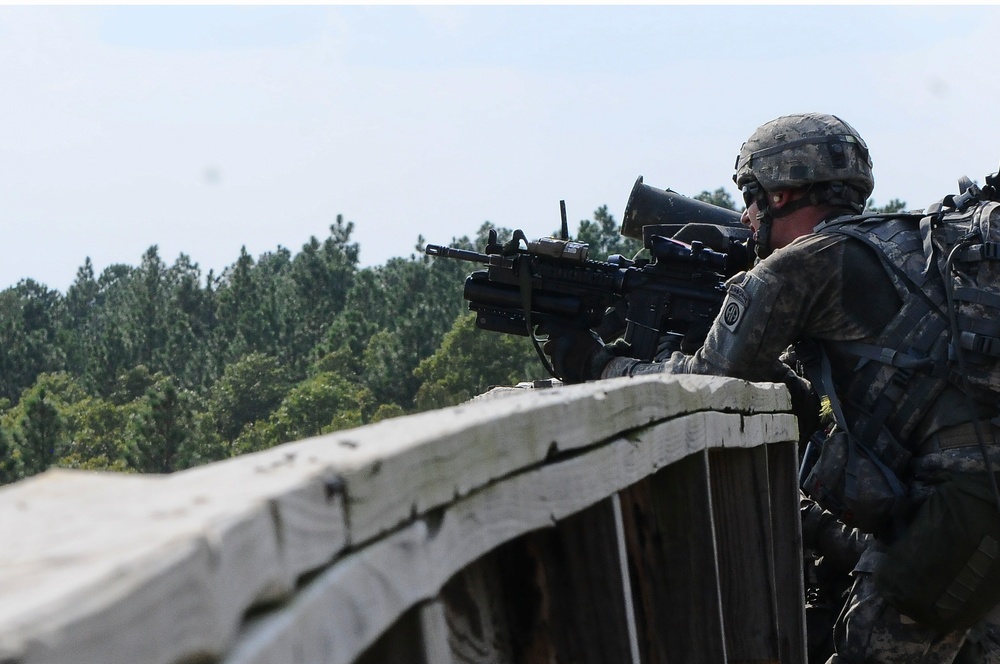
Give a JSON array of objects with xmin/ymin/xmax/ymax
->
[
  {"xmin": 602, "ymin": 226, "xmax": 1000, "ymax": 662},
  {"xmin": 603, "ymin": 232, "xmax": 895, "ymax": 388},
  {"xmin": 833, "ymin": 544, "xmax": 1000, "ymax": 663}
]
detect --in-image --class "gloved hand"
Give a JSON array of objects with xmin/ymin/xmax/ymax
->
[
  {"xmin": 541, "ymin": 326, "xmax": 627, "ymax": 384},
  {"xmin": 778, "ymin": 364, "xmax": 821, "ymax": 446},
  {"xmin": 653, "ymin": 332, "xmax": 686, "ymax": 361},
  {"xmin": 800, "ymin": 495, "xmax": 833, "ymax": 551}
]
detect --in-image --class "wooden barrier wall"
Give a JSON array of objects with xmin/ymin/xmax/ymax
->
[{"xmin": 0, "ymin": 374, "xmax": 804, "ymax": 664}]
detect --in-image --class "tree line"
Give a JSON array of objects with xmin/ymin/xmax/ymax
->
[{"xmin": 0, "ymin": 206, "xmax": 622, "ymax": 485}]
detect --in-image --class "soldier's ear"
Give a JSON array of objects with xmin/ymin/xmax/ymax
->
[{"xmin": 768, "ymin": 190, "xmax": 796, "ymax": 209}]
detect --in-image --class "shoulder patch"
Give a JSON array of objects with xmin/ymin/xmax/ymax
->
[{"xmin": 721, "ymin": 283, "xmax": 751, "ymax": 332}]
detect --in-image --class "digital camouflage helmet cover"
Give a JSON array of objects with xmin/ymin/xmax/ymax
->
[{"xmin": 734, "ymin": 112, "xmax": 874, "ymax": 214}]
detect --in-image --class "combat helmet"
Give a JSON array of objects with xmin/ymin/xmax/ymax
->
[{"xmin": 734, "ymin": 113, "xmax": 874, "ymax": 214}]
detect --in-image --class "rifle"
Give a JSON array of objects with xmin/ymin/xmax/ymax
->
[{"xmin": 424, "ymin": 177, "xmax": 753, "ymax": 380}]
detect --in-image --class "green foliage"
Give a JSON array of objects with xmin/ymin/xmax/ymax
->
[
  {"xmin": 60, "ymin": 395, "xmax": 134, "ymax": 473},
  {"xmin": 414, "ymin": 312, "xmax": 538, "ymax": 409},
  {"xmin": 126, "ymin": 375, "xmax": 196, "ymax": 473},
  {"xmin": 13, "ymin": 382, "xmax": 69, "ymax": 477},
  {"xmin": 694, "ymin": 188, "xmax": 739, "ymax": 211},
  {"xmin": 205, "ymin": 352, "xmax": 290, "ymax": 442},
  {"xmin": 0, "ymin": 280, "xmax": 68, "ymax": 402},
  {"xmin": 0, "ymin": 427, "xmax": 21, "ymax": 483},
  {"xmin": 866, "ymin": 198, "xmax": 908, "ymax": 213},
  {"xmin": 230, "ymin": 372, "xmax": 370, "ymax": 456},
  {"xmin": 0, "ymin": 372, "xmax": 139, "ymax": 480},
  {"xmin": 569, "ymin": 205, "xmax": 644, "ymax": 262},
  {"xmin": 370, "ymin": 403, "xmax": 406, "ymax": 423},
  {"xmin": 322, "ymin": 246, "xmax": 468, "ymax": 410}
]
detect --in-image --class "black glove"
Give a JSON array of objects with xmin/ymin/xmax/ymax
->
[
  {"xmin": 542, "ymin": 326, "xmax": 624, "ymax": 384},
  {"xmin": 800, "ymin": 495, "xmax": 833, "ymax": 551},
  {"xmin": 778, "ymin": 365, "xmax": 821, "ymax": 446},
  {"xmin": 653, "ymin": 332, "xmax": 686, "ymax": 361}
]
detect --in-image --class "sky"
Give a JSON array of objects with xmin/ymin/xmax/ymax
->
[{"xmin": 3, "ymin": 4, "xmax": 1000, "ymax": 292}]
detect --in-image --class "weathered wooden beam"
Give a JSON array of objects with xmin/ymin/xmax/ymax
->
[
  {"xmin": 328, "ymin": 375, "xmax": 790, "ymax": 546},
  {"xmin": 496, "ymin": 498, "xmax": 637, "ymax": 663},
  {"xmin": 0, "ymin": 465, "xmax": 346, "ymax": 664},
  {"xmin": 369, "ymin": 499, "xmax": 640, "ymax": 664},
  {"xmin": 0, "ymin": 375, "xmax": 797, "ymax": 664},
  {"xmin": 223, "ymin": 410, "xmax": 795, "ymax": 664}
]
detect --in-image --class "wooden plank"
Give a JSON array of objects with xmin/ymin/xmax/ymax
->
[
  {"xmin": 355, "ymin": 605, "xmax": 427, "ymax": 664},
  {"xmin": 223, "ymin": 410, "xmax": 779, "ymax": 664},
  {"xmin": 0, "ymin": 375, "xmax": 797, "ymax": 664},
  {"xmin": 767, "ymin": 440, "xmax": 808, "ymax": 664},
  {"xmin": 170, "ymin": 445, "xmax": 351, "ymax": 578},
  {"xmin": 419, "ymin": 599, "xmax": 457, "ymax": 664},
  {"xmin": 619, "ymin": 449, "xmax": 727, "ymax": 664},
  {"xmin": 0, "ymin": 471, "xmax": 226, "ymax": 664},
  {"xmin": 709, "ymin": 447, "xmax": 780, "ymax": 663},
  {"xmin": 0, "ymin": 455, "xmax": 348, "ymax": 664},
  {"xmin": 611, "ymin": 493, "xmax": 642, "ymax": 664},
  {"xmin": 428, "ymin": 555, "xmax": 513, "ymax": 664},
  {"xmin": 489, "ymin": 498, "xmax": 636, "ymax": 664},
  {"xmin": 280, "ymin": 374, "xmax": 792, "ymax": 546}
]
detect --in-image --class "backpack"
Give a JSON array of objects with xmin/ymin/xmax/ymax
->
[
  {"xmin": 800, "ymin": 176, "xmax": 1000, "ymax": 533},
  {"xmin": 926, "ymin": 186, "xmax": 1000, "ymax": 395},
  {"xmin": 801, "ymin": 176, "xmax": 1000, "ymax": 627}
]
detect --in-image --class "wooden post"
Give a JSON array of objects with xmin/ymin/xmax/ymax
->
[
  {"xmin": 425, "ymin": 496, "xmax": 637, "ymax": 664},
  {"xmin": 355, "ymin": 607, "xmax": 428, "ymax": 664},
  {"xmin": 619, "ymin": 449, "xmax": 728, "ymax": 664},
  {"xmin": 767, "ymin": 440, "xmax": 807, "ymax": 664},
  {"xmin": 420, "ymin": 555, "xmax": 514, "ymax": 664},
  {"xmin": 709, "ymin": 446, "xmax": 780, "ymax": 663}
]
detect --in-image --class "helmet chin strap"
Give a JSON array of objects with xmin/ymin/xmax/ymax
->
[
  {"xmin": 752, "ymin": 188, "xmax": 778, "ymax": 260},
  {"xmin": 755, "ymin": 208, "xmax": 774, "ymax": 260}
]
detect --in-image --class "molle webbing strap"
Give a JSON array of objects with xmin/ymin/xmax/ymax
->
[
  {"xmin": 951, "ymin": 288, "xmax": 1000, "ymax": 359},
  {"xmin": 956, "ymin": 241, "xmax": 1000, "ymax": 262},
  {"xmin": 935, "ymin": 535, "xmax": 1000, "ymax": 622},
  {"xmin": 827, "ymin": 219, "xmax": 946, "ymax": 312},
  {"xmin": 834, "ymin": 340, "xmax": 934, "ymax": 371},
  {"xmin": 837, "ymin": 302, "xmax": 951, "ymax": 442},
  {"xmin": 960, "ymin": 332, "xmax": 1000, "ymax": 359},
  {"xmin": 959, "ymin": 314, "xmax": 1000, "ymax": 339},
  {"xmin": 953, "ymin": 287, "xmax": 1000, "ymax": 311}
]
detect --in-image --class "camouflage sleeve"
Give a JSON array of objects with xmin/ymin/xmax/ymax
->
[
  {"xmin": 603, "ymin": 233, "xmax": 870, "ymax": 383},
  {"xmin": 801, "ymin": 496, "xmax": 871, "ymax": 573}
]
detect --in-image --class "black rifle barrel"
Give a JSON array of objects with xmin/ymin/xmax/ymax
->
[{"xmin": 424, "ymin": 244, "xmax": 491, "ymax": 264}]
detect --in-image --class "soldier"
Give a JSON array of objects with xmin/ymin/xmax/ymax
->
[{"xmin": 545, "ymin": 112, "xmax": 1000, "ymax": 662}]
